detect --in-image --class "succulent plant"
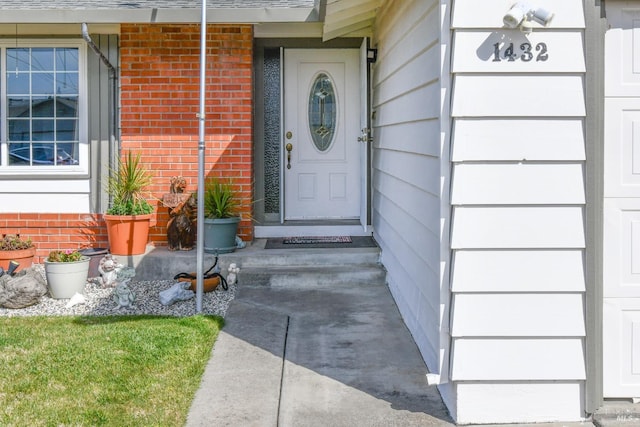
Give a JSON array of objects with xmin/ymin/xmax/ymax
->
[
  {"xmin": 0, "ymin": 234, "xmax": 34, "ymax": 251},
  {"xmin": 46, "ymin": 249, "xmax": 84, "ymax": 263}
]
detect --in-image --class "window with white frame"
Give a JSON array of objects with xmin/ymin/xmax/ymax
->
[{"xmin": 0, "ymin": 40, "xmax": 87, "ymax": 175}]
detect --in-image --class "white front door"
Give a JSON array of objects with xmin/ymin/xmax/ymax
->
[
  {"xmin": 603, "ymin": 2, "xmax": 640, "ymax": 398},
  {"xmin": 283, "ymin": 49, "xmax": 361, "ymax": 220}
]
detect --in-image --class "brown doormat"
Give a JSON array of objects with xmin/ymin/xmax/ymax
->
[{"xmin": 265, "ymin": 235, "xmax": 377, "ymax": 249}]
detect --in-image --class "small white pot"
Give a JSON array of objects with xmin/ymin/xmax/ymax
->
[{"xmin": 44, "ymin": 256, "xmax": 90, "ymax": 299}]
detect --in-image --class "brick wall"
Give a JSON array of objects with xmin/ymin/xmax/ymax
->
[
  {"xmin": 120, "ymin": 23, "xmax": 254, "ymax": 245},
  {"xmin": 0, "ymin": 23, "xmax": 254, "ymax": 261},
  {"xmin": 0, "ymin": 214, "xmax": 106, "ymax": 263}
]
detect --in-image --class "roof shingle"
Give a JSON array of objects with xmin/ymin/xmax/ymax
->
[{"xmin": 0, "ymin": 0, "xmax": 315, "ymax": 9}]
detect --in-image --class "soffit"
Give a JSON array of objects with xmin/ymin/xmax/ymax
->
[{"xmin": 321, "ymin": 0, "xmax": 381, "ymax": 41}]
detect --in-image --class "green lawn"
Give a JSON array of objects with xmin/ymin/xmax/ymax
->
[{"xmin": 0, "ymin": 315, "xmax": 223, "ymax": 427}]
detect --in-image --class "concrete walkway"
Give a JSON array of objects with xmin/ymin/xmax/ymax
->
[
  {"xmin": 182, "ymin": 241, "xmax": 596, "ymax": 427},
  {"xmin": 186, "ymin": 273, "xmax": 454, "ymax": 426},
  {"xmin": 185, "ymin": 274, "xmax": 596, "ymax": 426}
]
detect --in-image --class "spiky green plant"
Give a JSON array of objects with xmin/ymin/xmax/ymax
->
[
  {"xmin": 203, "ymin": 178, "xmax": 238, "ymax": 219},
  {"xmin": 106, "ymin": 151, "xmax": 154, "ymax": 215}
]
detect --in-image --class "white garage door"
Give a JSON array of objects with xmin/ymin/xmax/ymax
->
[{"xmin": 604, "ymin": 1, "xmax": 640, "ymax": 398}]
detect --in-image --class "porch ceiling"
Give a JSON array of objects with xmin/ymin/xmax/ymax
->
[{"xmin": 321, "ymin": 0, "xmax": 382, "ymax": 41}]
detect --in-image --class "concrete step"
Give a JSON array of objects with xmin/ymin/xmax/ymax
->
[
  {"xmin": 239, "ymin": 264, "xmax": 386, "ymax": 288},
  {"xmin": 123, "ymin": 240, "xmax": 383, "ymax": 283},
  {"xmin": 236, "ymin": 248, "xmax": 381, "ymax": 269}
]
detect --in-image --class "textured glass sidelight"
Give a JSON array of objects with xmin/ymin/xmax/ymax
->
[
  {"xmin": 263, "ymin": 48, "xmax": 280, "ymax": 214},
  {"xmin": 308, "ymin": 73, "xmax": 336, "ymax": 152}
]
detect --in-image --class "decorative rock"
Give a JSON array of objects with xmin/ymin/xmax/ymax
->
[
  {"xmin": 159, "ymin": 281, "xmax": 195, "ymax": 306},
  {"xmin": 65, "ymin": 292, "xmax": 87, "ymax": 308},
  {"xmin": 113, "ymin": 281, "xmax": 136, "ymax": 309},
  {"xmin": 0, "ymin": 267, "xmax": 47, "ymax": 309},
  {"xmin": 0, "ymin": 273, "xmax": 236, "ymax": 318}
]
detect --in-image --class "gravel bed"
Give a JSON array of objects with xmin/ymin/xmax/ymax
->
[{"xmin": 0, "ymin": 265, "xmax": 236, "ymax": 318}]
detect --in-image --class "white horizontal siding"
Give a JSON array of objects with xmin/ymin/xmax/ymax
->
[
  {"xmin": 451, "ymin": 338, "xmax": 586, "ymax": 380},
  {"xmin": 451, "ymin": 206, "xmax": 585, "ymax": 249},
  {"xmin": 446, "ymin": 1, "xmax": 587, "ymax": 423},
  {"xmin": 375, "ymin": 120, "xmax": 440, "ymax": 157},
  {"xmin": 373, "ymin": 190, "xmax": 440, "ymax": 280},
  {"xmin": 453, "ymin": 31, "xmax": 585, "ymax": 73},
  {"xmin": 452, "ymin": 75, "xmax": 586, "ymax": 117},
  {"xmin": 377, "ymin": 227, "xmax": 440, "ymax": 370},
  {"xmin": 451, "ymin": 293, "xmax": 585, "ymax": 337},
  {"xmin": 373, "ymin": 150, "xmax": 440, "ymax": 201},
  {"xmin": 452, "ymin": 118, "xmax": 586, "ymax": 161},
  {"xmin": 374, "ymin": 0, "xmax": 438, "ymax": 84},
  {"xmin": 375, "ymin": 40, "xmax": 439, "ymax": 106},
  {"xmin": 371, "ymin": 0, "xmax": 443, "ymax": 379},
  {"xmin": 452, "ymin": 250, "xmax": 586, "ymax": 292},
  {"xmin": 456, "ymin": 382, "xmax": 584, "ymax": 424},
  {"xmin": 373, "ymin": 172, "xmax": 439, "ymax": 237},
  {"xmin": 451, "ymin": 163, "xmax": 585, "ymax": 205},
  {"xmin": 451, "ymin": 0, "xmax": 585, "ymax": 29},
  {"xmin": 374, "ymin": 81, "xmax": 440, "ymax": 127},
  {"xmin": 0, "ymin": 179, "xmax": 90, "ymax": 193},
  {"xmin": 0, "ymin": 194, "xmax": 91, "ymax": 213}
]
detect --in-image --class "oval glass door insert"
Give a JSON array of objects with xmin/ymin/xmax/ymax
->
[{"xmin": 308, "ymin": 73, "xmax": 336, "ymax": 152}]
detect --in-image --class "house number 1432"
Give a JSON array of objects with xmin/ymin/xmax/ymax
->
[{"xmin": 492, "ymin": 42, "xmax": 549, "ymax": 62}]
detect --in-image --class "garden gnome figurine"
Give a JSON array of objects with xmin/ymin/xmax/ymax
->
[
  {"xmin": 113, "ymin": 280, "xmax": 136, "ymax": 309},
  {"xmin": 98, "ymin": 254, "xmax": 124, "ymax": 288}
]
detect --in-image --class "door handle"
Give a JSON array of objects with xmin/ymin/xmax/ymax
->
[
  {"xmin": 286, "ymin": 143, "xmax": 293, "ymax": 169},
  {"xmin": 357, "ymin": 128, "xmax": 372, "ymax": 143}
]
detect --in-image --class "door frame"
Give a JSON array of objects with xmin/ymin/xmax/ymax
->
[
  {"xmin": 584, "ymin": 0, "xmax": 606, "ymax": 415},
  {"xmin": 252, "ymin": 38, "xmax": 372, "ymax": 238}
]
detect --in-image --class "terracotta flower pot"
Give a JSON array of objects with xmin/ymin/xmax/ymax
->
[
  {"xmin": 0, "ymin": 247, "xmax": 36, "ymax": 273},
  {"xmin": 104, "ymin": 213, "xmax": 153, "ymax": 256}
]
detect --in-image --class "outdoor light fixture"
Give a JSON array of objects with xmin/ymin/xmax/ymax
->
[
  {"xmin": 503, "ymin": 2, "xmax": 554, "ymax": 29},
  {"xmin": 367, "ymin": 48, "xmax": 378, "ymax": 63},
  {"xmin": 7, "ymin": 260, "xmax": 19, "ymax": 276}
]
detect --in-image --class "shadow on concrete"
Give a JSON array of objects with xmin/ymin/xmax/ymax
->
[{"xmin": 228, "ymin": 284, "xmax": 454, "ymax": 426}]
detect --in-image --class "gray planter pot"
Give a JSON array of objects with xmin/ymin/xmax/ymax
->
[
  {"xmin": 44, "ymin": 256, "xmax": 90, "ymax": 299},
  {"xmin": 203, "ymin": 217, "xmax": 240, "ymax": 254}
]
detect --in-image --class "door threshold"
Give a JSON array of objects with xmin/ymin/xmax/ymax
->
[{"xmin": 254, "ymin": 222, "xmax": 372, "ymax": 238}]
